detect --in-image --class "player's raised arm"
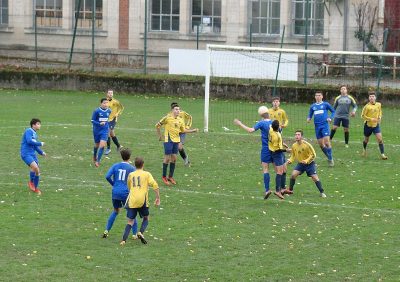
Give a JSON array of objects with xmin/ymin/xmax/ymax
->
[{"xmin": 233, "ymin": 119, "xmax": 255, "ymax": 133}]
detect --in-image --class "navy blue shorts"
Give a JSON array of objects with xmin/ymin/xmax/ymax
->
[
  {"xmin": 179, "ymin": 133, "xmax": 186, "ymax": 144},
  {"xmin": 364, "ymin": 123, "xmax": 381, "ymax": 137},
  {"xmin": 109, "ymin": 119, "xmax": 117, "ymax": 130},
  {"xmin": 294, "ymin": 161, "xmax": 317, "ymax": 177},
  {"xmin": 164, "ymin": 141, "xmax": 179, "ymax": 155},
  {"xmin": 333, "ymin": 117, "xmax": 349, "ymax": 128},
  {"xmin": 21, "ymin": 154, "xmax": 38, "ymax": 166},
  {"xmin": 260, "ymin": 147, "xmax": 272, "ymax": 164},
  {"xmin": 314, "ymin": 123, "xmax": 330, "ymax": 139},
  {"xmin": 271, "ymin": 151, "xmax": 285, "ymax": 166},
  {"xmin": 112, "ymin": 199, "xmax": 126, "ymax": 209},
  {"xmin": 126, "ymin": 204, "xmax": 149, "ymax": 219},
  {"xmin": 93, "ymin": 131, "xmax": 109, "ymax": 143}
]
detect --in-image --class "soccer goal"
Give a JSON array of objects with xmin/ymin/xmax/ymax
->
[{"xmin": 204, "ymin": 44, "xmax": 400, "ymax": 133}]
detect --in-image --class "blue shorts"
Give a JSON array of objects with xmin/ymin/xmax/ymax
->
[
  {"xmin": 126, "ymin": 204, "xmax": 149, "ymax": 219},
  {"xmin": 112, "ymin": 199, "xmax": 126, "ymax": 209},
  {"xmin": 314, "ymin": 123, "xmax": 330, "ymax": 139},
  {"xmin": 93, "ymin": 131, "xmax": 109, "ymax": 143},
  {"xmin": 271, "ymin": 151, "xmax": 285, "ymax": 166},
  {"xmin": 109, "ymin": 119, "xmax": 117, "ymax": 130},
  {"xmin": 260, "ymin": 147, "xmax": 272, "ymax": 164},
  {"xmin": 364, "ymin": 123, "xmax": 381, "ymax": 137},
  {"xmin": 179, "ymin": 133, "xmax": 186, "ymax": 144},
  {"xmin": 294, "ymin": 161, "xmax": 317, "ymax": 177},
  {"xmin": 164, "ymin": 141, "xmax": 179, "ymax": 155},
  {"xmin": 21, "ymin": 154, "xmax": 38, "ymax": 166},
  {"xmin": 333, "ymin": 117, "xmax": 349, "ymax": 128}
]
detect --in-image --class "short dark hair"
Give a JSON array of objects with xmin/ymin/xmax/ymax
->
[
  {"xmin": 100, "ymin": 98, "xmax": 108, "ymax": 103},
  {"xmin": 272, "ymin": 97, "xmax": 280, "ymax": 101},
  {"xmin": 340, "ymin": 85, "xmax": 347, "ymax": 89},
  {"xmin": 295, "ymin": 129, "xmax": 303, "ymax": 136},
  {"xmin": 272, "ymin": 120, "xmax": 280, "ymax": 131},
  {"xmin": 30, "ymin": 118, "xmax": 41, "ymax": 127},
  {"xmin": 315, "ymin": 91, "xmax": 323, "ymax": 95},
  {"xmin": 368, "ymin": 91, "xmax": 376, "ymax": 96},
  {"xmin": 171, "ymin": 102, "xmax": 179, "ymax": 109},
  {"xmin": 134, "ymin": 157, "xmax": 144, "ymax": 169},
  {"xmin": 120, "ymin": 148, "xmax": 131, "ymax": 161}
]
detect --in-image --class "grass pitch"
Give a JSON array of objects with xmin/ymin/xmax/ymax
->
[{"xmin": 0, "ymin": 89, "xmax": 399, "ymax": 281}]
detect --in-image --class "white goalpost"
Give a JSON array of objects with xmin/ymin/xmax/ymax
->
[{"xmin": 204, "ymin": 44, "xmax": 400, "ymax": 133}]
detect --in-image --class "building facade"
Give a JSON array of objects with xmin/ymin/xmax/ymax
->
[{"xmin": 0, "ymin": 0, "xmax": 390, "ymax": 69}]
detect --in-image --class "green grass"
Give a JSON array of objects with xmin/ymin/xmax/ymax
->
[{"xmin": 1, "ymin": 89, "xmax": 399, "ymax": 281}]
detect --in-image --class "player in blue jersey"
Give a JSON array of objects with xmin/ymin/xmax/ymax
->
[
  {"xmin": 91, "ymin": 98, "xmax": 111, "ymax": 167},
  {"xmin": 234, "ymin": 106, "xmax": 284, "ymax": 200},
  {"xmin": 20, "ymin": 118, "xmax": 46, "ymax": 195},
  {"xmin": 307, "ymin": 91, "xmax": 335, "ymax": 167},
  {"xmin": 102, "ymin": 148, "xmax": 138, "ymax": 239}
]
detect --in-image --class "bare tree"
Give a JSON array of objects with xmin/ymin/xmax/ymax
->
[{"xmin": 353, "ymin": 0, "xmax": 379, "ymax": 53}]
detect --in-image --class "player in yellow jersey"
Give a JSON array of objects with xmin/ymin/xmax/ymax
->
[
  {"xmin": 105, "ymin": 90, "xmax": 124, "ymax": 155},
  {"xmin": 170, "ymin": 102, "xmax": 193, "ymax": 166},
  {"xmin": 282, "ymin": 130, "xmax": 326, "ymax": 198},
  {"xmin": 156, "ymin": 103, "xmax": 198, "ymax": 186},
  {"xmin": 120, "ymin": 157, "xmax": 160, "ymax": 245},
  {"xmin": 268, "ymin": 97, "xmax": 289, "ymax": 190},
  {"xmin": 361, "ymin": 92, "xmax": 388, "ymax": 160}
]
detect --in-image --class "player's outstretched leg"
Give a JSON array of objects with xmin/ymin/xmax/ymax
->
[
  {"xmin": 137, "ymin": 217, "xmax": 149, "ymax": 244},
  {"xmin": 121, "ymin": 223, "xmax": 132, "ymax": 245},
  {"xmin": 105, "ymin": 137, "xmax": 111, "ymax": 155}
]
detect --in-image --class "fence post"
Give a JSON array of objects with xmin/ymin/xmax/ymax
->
[
  {"xmin": 34, "ymin": 13, "xmax": 38, "ymax": 68},
  {"xmin": 273, "ymin": 25, "xmax": 285, "ymax": 97},
  {"xmin": 144, "ymin": 0, "xmax": 148, "ymax": 74},
  {"xmin": 362, "ymin": 30, "xmax": 365, "ymax": 88},
  {"xmin": 68, "ymin": 0, "xmax": 82, "ymax": 69},
  {"xmin": 249, "ymin": 23, "xmax": 252, "ymax": 47},
  {"xmin": 304, "ymin": 0, "xmax": 309, "ymax": 85},
  {"xmin": 196, "ymin": 25, "xmax": 199, "ymax": 50},
  {"xmin": 91, "ymin": 0, "xmax": 96, "ymax": 72},
  {"xmin": 376, "ymin": 28, "xmax": 389, "ymax": 97}
]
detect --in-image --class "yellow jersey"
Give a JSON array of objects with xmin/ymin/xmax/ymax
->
[
  {"xmin": 156, "ymin": 114, "xmax": 185, "ymax": 142},
  {"xmin": 268, "ymin": 128, "xmax": 283, "ymax": 152},
  {"xmin": 107, "ymin": 98, "xmax": 124, "ymax": 121},
  {"xmin": 288, "ymin": 140, "xmax": 316, "ymax": 164},
  {"xmin": 178, "ymin": 111, "xmax": 193, "ymax": 129},
  {"xmin": 361, "ymin": 102, "xmax": 382, "ymax": 127},
  {"xmin": 268, "ymin": 107, "xmax": 288, "ymax": 128},
  {"xmin": 126, "ymin": 169, "xmax": 159, "ymax": 208}
]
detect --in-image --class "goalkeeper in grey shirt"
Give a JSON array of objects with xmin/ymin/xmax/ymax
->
[{"xmin": 330, "ymin": 85, "xmax": 357, "ymax": 147}]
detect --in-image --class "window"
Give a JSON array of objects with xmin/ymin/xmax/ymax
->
[
  {"xmin": 151, "ymin": 0, "xmax": 179, "ymax": 31},
  {"xmin": 249, "ymin": 0, "xmax": 280, "ymax": 35},
  {"xmin": 35, "ymin": 0, "xmax": 62, "ymax": 27},
  {"xmin": 0, "ymin": 0, "xmax": 8, "ymax": 25},
  {"xmin": 293, "ymin": 0, "xmax": 324, "ymax": 36},
  {"xmin": 74, "ymin": 0, "xmax": 103, "ymax": 29},
  {"xmin": 192, "ymin": 0, "xmax": 221, "ymax": 34}
]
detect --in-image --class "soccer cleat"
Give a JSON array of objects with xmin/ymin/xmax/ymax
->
[
  {"xmin": 362, "ymin": 149, "xmax": 367, "ymax": 157},
  {"xmin": 184, "ymin": 157, "xmax": 191, "ymax": 167},
  {"xmin": 263, "ymin": 191, "xmax": 272, "ymax": 200},
  {"xmin": 132, "ymin": 234, "xmax": 138, "ymax": 240},
  {"xmin": 28, "ymin": 181, "xmax": 36, "ymax": 192},
  {"xmin": 34, "ymin": 188, "xmax": 42, "ymax": 195},
  {"xmin": 137, "ymin": 232, "xmax": 147, "ymax": 245},
  {"xmin": 167, "ymin": 177, "xmax": 177, "ymax": 185},
  {"xmin": 381, "ymin": 154, "xmax": 388, "ymax": 160},
  {"xmin": 274, "ymin": 191, "xmax": 285, "ymax": 200},
  {"xmin": 105, "ymin": 148, "xmax": 111, "ymax": 155},
  {"xmin": 118, "ymin": 145, "xmax": 123, "ymax": 152},
  {"xmin": 120, "ymin": 240, "xmax": 126, "ymax": 246},
  {"xmin": 102, "ymin": 230, "xmax": 109, "ymax": 238},
  {"xmin": 281, "ymin": 189, "xmax": 293, "ymax": 195},
  {"xmin": 162, "ymin": 176, "xmax": 171, "ymax": 186},
  {"xmin": 320, "ymin": 192, "xmax": 327, "ymax": 198},
  {"xmin": 93, "ymin": 156, "xmax": 97, "ymax": 162},
  {"xmin": 94, "ymin": 162, "xmax": 100, "ymax": 168},
  {"xmin": 328, "ymin": 159, "xmax": 334, "ymax": 167}
]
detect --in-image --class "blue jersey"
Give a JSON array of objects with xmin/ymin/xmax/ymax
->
[
  {"xmin": 91, "ymin": 107, "xmax": 111, "ymax": 133},
  {"xmin": 308, "ymin": 102, "xmax": 335, "ymax": 125},
  {"xmin": 20, "ymin": 128, "xmax": 43, "ymax": 156},
  {"xmin": 105, "ymin": 162, "xmax": 136, "ymax": 201},
  {"xmin": 253, "ymin": 119, "xmax": 272, "ymax": 148}
]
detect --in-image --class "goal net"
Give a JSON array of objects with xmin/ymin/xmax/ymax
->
[{"xmin": 204, "ymin": 44, "xmax": 400, "ymax": 135}]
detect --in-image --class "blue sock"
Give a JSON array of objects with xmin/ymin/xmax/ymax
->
[
  {"xmin": 33, "ymin": 175, "xmax": 40, "ymax": 188},
  {"xmin": 263, "ymin": 173, "xmax": 270, "ymax": 192},
  {"xmin": 275, "ymin": 174, "xmax": 282, "ymax": 192},
  {"xmin": 326, "ymin": 147, "xmax": 333, "ymax": 161},
  {"xmin": 321, "ymin": 147, "xmax": 329, "ymax": 158},
  {"xmin": 289, "ymin": 178, "xmax": 296, "ymax": 191},
  {"xmin": 122, "ymin": 224, "xmax": 132, "ymax": 241},
  {"xmin": 106, "ymin": 211, "xmax": 118, "ymax": 231},
  {"xmin": 93, "ymin": 147, "xmax": 98, "ymax": 159},
  {"xmin": 378, "ymin": 143, "xmax": 384, "ymax": 154},
  {"xmin": 315, "ymin": 180, "xmax": 324, "ymax": 193},
  {"xmin": 97, "ymin": 147, "xmax": 104, "ymax": 162},
  {"xmin": 132, "ymin": 219, "xmax": 138, "ymax": 235},
  {"xmin": 162, "ymin": 163, "xmax": 168, "ymax": 177},
  {"xmin": 140, "ymin": 218, "xmax": 149, "ymax": 233},
  {"xmin": 29, "ymin": 171, "xmax": 35, "ymax": 182},
  {"xmin": 169, "ymin": 162, "xmax": 176, "ymax": 178},
  {"xmin": 281, "ymin": 173, "xmax": 287, "ymax": 189}
]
